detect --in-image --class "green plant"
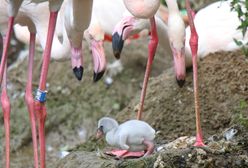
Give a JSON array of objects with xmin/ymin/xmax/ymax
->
[{"xmin": 230, "ymin": 0, "xmax": 248, "ymax": 56}]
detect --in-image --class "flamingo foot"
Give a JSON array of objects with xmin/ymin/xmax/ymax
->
[
  {"xmin": 193, "ymin": 133, "xmax": 206, "ymax": 147},
  {"xmin": 105, "ymin": 149, "xmax": 145, "ymax": 159}
]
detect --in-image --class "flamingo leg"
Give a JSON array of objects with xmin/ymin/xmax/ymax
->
[
  {"xmin": 0, "ymin": 17, "xmax": 14, "ymax": 85},
  {"xmin": 1, "ymin": 62, "xmax": 10, "ymax": 168},
  {"xmin": 34, "ymin": 11, "xmax": 58, "ymax": 168},
  {"xmin": 137, "ymin": 16, "xmax": 158, "ymax": 120},
  {"xmin": 143, "ymin": 140, "xmax": 154, "ymax": 157},
  {"xmin": 25, "ymin": 32, "xmax": 39, "ymax": 168},
  {"xmin": 185, "ymin": 0, "xmax": 205, "ymax": 147}
]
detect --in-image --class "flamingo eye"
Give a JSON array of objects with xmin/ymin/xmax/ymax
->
[{"xmin": 99, "ymin": 125, "xmax": 103, "ymax": 132}]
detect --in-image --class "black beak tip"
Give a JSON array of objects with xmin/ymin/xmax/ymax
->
[
  {"xmin": 93, "ymin": 70, "xmax": 105, "ymax": 82},
  {"xmin": 113, "ymin": 51, "xmax": 121, "ymax": 59},
  {"xmin": 112, "ymin": 32, "xmax": 124, "ymax": 59},
  {"xmin": 73, "ymin": 66, "xmax": 84, "ymax": 81},
  {"xmin": 176, "ymin": 79, "xmax": 185, "ymax": 88}
]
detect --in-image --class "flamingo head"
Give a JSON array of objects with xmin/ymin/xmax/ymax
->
[
  {"xmin": 170, "ymin": 39, "xmax": 186, "ymax": 87},
  {"xmin": 112, "ymin": 16, "xmax": 145, "ymax": 59},
  {"xmin": 84, "ymin": 29, "xmax": 106, "ymax": 82},
  {"xmin": 96, "ymin": 125, "xmax": 104, "ymax": 139},
  {"xmin": 168, "ymin": 16, "xmax": 186, "ymax": 87},
  {"xmin": 70, "ymin": 45, "xmax": 84, "ymax": 81},
  {"xmin": 96, "ymin": 117, "xmax": 119, "ymax": 139}
]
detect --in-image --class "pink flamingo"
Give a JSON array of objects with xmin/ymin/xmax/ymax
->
[
  {"xmin": 102, "ymin": 0, "xmax": 160, "ymax": 158},
  {"xmin": 0, "ymin": 1, "xmax": 63, "ymax": 167},
  {"xmin": 84, "ymin": 0, "xmax": 174, "ymax": 84},
  {"xmin": 185, "ymin": 0, "xmax": 248, "ymax": 67},
  {"xmin": 112, "ymin": 0, "xmax": 205, "ymax": 149},
  {"xmin": 0, "ymin": 0, "xmax": 93, "ymax": 167}
]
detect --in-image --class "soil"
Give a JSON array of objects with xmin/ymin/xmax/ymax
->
[
  {"xmin": 0, "ymin": 10, "xmax": 248, "ymax": 168},
  {"xmin": 0, "ymin": 38, "xmax": 170, "ymax": 167},
  {"xmin": 54, "ymin": 49, "xmax": 248, "ymax": 168}
]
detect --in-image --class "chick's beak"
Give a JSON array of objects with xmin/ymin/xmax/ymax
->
[{"xmin": 96, "ymin": 128, "xmax": 103, "ymax": 139}]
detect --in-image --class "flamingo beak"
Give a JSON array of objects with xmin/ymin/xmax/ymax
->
[
  {"xmin": 91, "ymin": 40, "xmax": 106, "ymax": 82},
  {"xmin": 71, "ymin": 47, "xmax": 84, "ymax": 81},
  {"xmin": 172, "ymin": 47, "xmax": 186, "ymax": 87},
  {"xmin": 96, "ymin": 126, "xmax": 104, "ymax": 139},
  {"xmin": 73, "ymin": 67, "xmax": 84, "ymax": 81},
  {"xmin": 112, "ymin": 16, "xmax": 135, "ymax": 59},
  {"xmin": 112, "ymin": 32, "xmax": 124, "ymax": 59}
]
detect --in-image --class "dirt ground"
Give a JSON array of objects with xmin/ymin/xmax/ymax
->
[
  {"xmin": 0, "ymin": 1, "xmax": 248, "ymax": 166},
  {"xmin": 0, "ymin": 35, "xmax": 248, "ymax": 167},
  {"xmin": 55, "ymin": 49, "xmax": 248, "ymax": 168},
  {"xmin": 0, "ymin": 37, "xmax": 170, "ymax": 167}
]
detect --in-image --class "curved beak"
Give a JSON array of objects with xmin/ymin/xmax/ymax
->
[
  {"xmin": 96, "ymin": 127, "xmax": 104, "ymax": 139},
  {"xmin": 71, "ymin": 46, "xmax": 84, "ymax": 81},
  {"xmin": 112, "ymin": 16, "xmax": 135, "ymax": 59},
  {"xmin": 91, "ymin": 40, "xmax": 106, "ymax": 82},
  {"xmin": 172, "ymin": 47, "xmax": 186, "ymax": 87}
]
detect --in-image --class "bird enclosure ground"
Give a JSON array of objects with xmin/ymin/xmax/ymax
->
[
  {"xmin": 55, "ymin": 49, "xmax": 248, "ymax": 168},
  {"xmin": 0, "ymin": 39, "xmax": 248, "ymax": 167},
  {"xmin": 0, "ymin": 38, "xmax": 168, "ymax": 167}
]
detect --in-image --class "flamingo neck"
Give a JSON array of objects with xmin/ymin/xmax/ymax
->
[
  {"xmin": 8, "ymin": 0, "xmax": 23, "ymax": 17},
  {"xmin": 154, "ymin": 17, "xmax": 171, "ymax": 52},
  {"xmin": 71, "ymin": 0, "xmax": 93, "ymax": 30},
  {"xmin": 165, "ymin": 0, "xmax": 180, "ymax": 14}
]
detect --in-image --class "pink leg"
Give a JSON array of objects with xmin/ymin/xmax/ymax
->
[
  {"xmin": 24, "ymin": 33, "xmax": 39, "ymax": 168},
  {"xmin": 137, "ymin": 16, "xmax": 158, "ymax": 120},
  {"xmin": 1, "ymin": 63, "xmax": 10, "ymax": 168},
  {"xmin": 185, "ymin": 0, "xmax": 205, "ymax": 147},
  {"xmin": 34, "ymin": 11, "xmax": 58, "ymax": 168},
  {"xmin": 143, "ymin": 140, "xmax": 154, "ymax": 157},
  {"xmin": 0, "ymin": 17, "xmax": 14, "ymax": 85}
]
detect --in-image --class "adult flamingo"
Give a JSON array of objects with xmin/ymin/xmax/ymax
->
[
  {"xmin": 101, "ymin": 0, "xmax": 159, "ymax": 158},
  {"xmin": 0, "ymin": 0, "xmax": 93, "ymax": 168},
  {"xmin": 84, "ymin": 0, "xmax": 173, "ymax": 82},
  {"xmin": 14, "ymin": 1, "xmax": 106, "ymax": 82},
  {"xmin": 113, "ymin": 0, "xmax": 205, "ymax": 147},
  {"xmin": 84, "ymin": 0, "xmax": 125, "ymax": 81},
  {"xmin": 0, "ymin": 1, "xmax": 63, "ymax": 167},
  {"xmin": 185, "ymin": 0, "xmax": 248, "ymax": 67},
  {"xmin": 113, "ymin": 0, "xmax": 186, "ymax": 119},
  {"xmin": 64, "ymin": 0, "xmax": 93, "ymax": 81}
]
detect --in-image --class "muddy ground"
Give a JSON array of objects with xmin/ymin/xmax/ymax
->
[{"xmin": 0, "ymin": 34, "xmax": 248, "ymax": 167}]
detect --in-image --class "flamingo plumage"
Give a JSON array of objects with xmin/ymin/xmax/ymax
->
[{"xmin": 0, "ymin": 0, "xmax": 93, "ymax": 167}]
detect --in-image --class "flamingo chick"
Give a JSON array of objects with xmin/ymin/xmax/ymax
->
[{"xmin": 97, "ymin": 117, "xmax": 155, "ymax": 158}]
